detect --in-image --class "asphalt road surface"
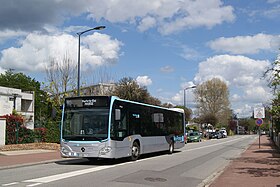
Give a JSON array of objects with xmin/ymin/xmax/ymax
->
[{"xmin": 0, "ymin": 135, "xmax": 257, "ymax": 187}]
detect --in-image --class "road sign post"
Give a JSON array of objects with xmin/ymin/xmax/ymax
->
[{"xmin": 255, "ymin": 118, "xmax": 263, "ymax": 149}]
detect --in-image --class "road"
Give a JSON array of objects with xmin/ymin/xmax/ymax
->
[{"xmin": 0, "ymin": 135, "xmax": 257, "ymax": 187}]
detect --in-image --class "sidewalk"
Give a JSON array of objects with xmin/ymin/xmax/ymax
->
[
  {"xmin": 0, "ymin": 149, "xmax": 61, "ymax": 169},
  {"xmin": 209, "ymin": 135, "xmax": 280, "ymax": 187}
]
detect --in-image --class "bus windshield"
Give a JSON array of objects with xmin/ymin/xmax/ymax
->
[{"xmin": 62, "ymin": 108, "xmax": 109, "ymax": 141}]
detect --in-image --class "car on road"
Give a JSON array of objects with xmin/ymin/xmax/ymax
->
[
  {"xmin": 220, "ymin": 130, "xmax": 227, "ymax": 138},
  {"xmin": 187, "ymin": 131, "xmax": 201, "ymax": 142}
]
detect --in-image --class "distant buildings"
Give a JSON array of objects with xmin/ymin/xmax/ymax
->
[
  {"xmin": 60, "ymin": 83, "xmax": 116, "ymax": 98},
  {"xmin": 79, "ymin": 83, "xmax": 115, "ymax": 96},
  {"xmin": 0, "ymin": 86, "xmax": 35, "ymax": 129}
]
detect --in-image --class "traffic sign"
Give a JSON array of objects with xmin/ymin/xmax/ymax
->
[
  {"xmin": 255, "ymin": 118, "xmax": 263, "ymax": 126},
  {"xmin": 254, "ymin": 107, "xmax": 265, "ymax": 119}
]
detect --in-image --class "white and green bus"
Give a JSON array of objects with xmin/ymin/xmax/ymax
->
[{"xmin": 60, "ymin": 96, "xmax": 185, "ymax": 161}]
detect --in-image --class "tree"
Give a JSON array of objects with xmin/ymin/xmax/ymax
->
[
  {"xmin": 194, "ymin": 78, "xmax": 231, "ymax": 127},
  {"xmin": 0, "ymin": 69, "xmax": 41, "ymax": 92},
  {"xmin": 264, "ymin": 53, "xmax": 280, "ymax": 92},
  {"xmin": 175, "ymin": 105, "xmax": 192, "ymax": 122},
  {"xmin": 113, "ymin": 77, "xmax": 160, "ymax": 105},
  {"xmin": 264, "ymin": 52, "xmax": 280, "ymax": 133},
  {"xmin": 271, "ymin": 92, "xmax": 280, "ymax": 132},
  {"xmin": 238, "ymin": 118, "xmax": 257, "ymax": 133},
  {"xmin": 45, "ymin": 54, "xmax": 76, "ymax": 106}
]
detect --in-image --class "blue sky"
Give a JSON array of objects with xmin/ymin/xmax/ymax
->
[{"xmin": 0, "ymin": 0, "xmax": 279, "ymax": 117}]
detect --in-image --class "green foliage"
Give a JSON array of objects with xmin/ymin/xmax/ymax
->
[
  {"xmin": 270, "ymin": 92, "xmax": 280, "ymax": 132},
  {"xmin": 186, "ymin": 125, "xmax": 198, "ymax": 131},
  {"xmin": 18, "ymin": 126, "xmax": 35, "ymax": 144},
  {"xmin": 34, "ymin": 128, "xmax": 47, "ymax": 142},
  {"xmin": 238, "ymin": 118, "xmax": 256, "ymax": 132},
  {"xmin": 175, "ymin": 105, "xmax": 192, "ymax": 122},
  {"xmin": 265, "ymin": 57, "xmax": 280, "ymax": 91},
  {"xmin": 44, "ymin": 121, "xmax": 60, "ymax": 143},
  {"xmin": 200, "ymin": 113, "xmax": 218, "ymax": 126},
  {"xmin": 264, "ymin": 52, "xmax": 280, "ymax": 132},
  {"xmin": 0, "ymin": 70, "xmax": 40, "ymax": 91}
]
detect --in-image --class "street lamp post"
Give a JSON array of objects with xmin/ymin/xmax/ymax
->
[
  {"xmin": 77, "ymin": 26, "xmax": 106, "ymax": 96},
  {"xmin": 183, "ymin": 85, "xmax": 197, "ymax": 109}
]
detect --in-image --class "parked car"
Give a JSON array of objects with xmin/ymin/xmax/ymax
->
[
  {"xmin": 220, "ymin": 130, "xmax": 227, "ymax": 138},
  {"xmin": 187, "ymin": 131, "xmax": 201, "ymax": 142},
  {"xmin": 209, "ymin": 131, "xmax": 222, "ymax": 139},
  {"xmin": 209, "ymin": 132, "xmax": 218, "ymax": 139},
  {"xmin": 217, "ymin": 131, "xmax": 223, "ymax": 139}
]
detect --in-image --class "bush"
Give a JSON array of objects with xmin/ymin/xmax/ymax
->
[
  {"xmin": 45, "ymin": 121, "xmax": 60, "ymax": 143},
  {"xmin": 34, "ymin": 127, "xmax": 47, "ymax": 142},
  {"xmin": 2, "ymin": 114, "xmax": 34, "ymax": 144},
  {"xmin": 18, "ymin": 126, "xmax": 34, "ymax": 143}
]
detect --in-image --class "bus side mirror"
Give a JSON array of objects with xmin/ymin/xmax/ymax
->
[{"xmin": 115, "ymin": 109, "xmax": 121, "ymax": 121}]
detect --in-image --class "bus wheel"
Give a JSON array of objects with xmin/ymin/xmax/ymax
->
[
  {"xmin": 168, "ymin": 141, "xmax": 174, "ymax": 154},
  {"xmin": 130, "ymin": 141, "xmax": 140, "ymax": 161}
]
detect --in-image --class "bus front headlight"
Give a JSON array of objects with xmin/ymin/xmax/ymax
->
[
  {"xmin": 61, "ymin": 147, "xmax": 70, "ymax": 155},
  {"xmin": 99, "ymin": 146, "xmax": 112, "ymax": 155}
]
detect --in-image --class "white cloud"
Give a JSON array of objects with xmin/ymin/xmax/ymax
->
[
  {"xmin": 136, "ymin": 76, "xmax": 152, "ymax": 87},
  {"xmin": 208, "ymin": 33, "xmax": 280, "ymax": 54},
  {"xmin": 0, "ymin": 0, "xmax": 235, "ymax": 36},
  {"xmin": 87, "ymin": 0, "xmax": 235, "ymax": 35},
  {"xmin": 235, "ymin": 104, "xmax": 253, "ymax": 118},
  {"xmin": 168, "ymin": 55, "xmax": 275, "ymax": 117},
  {"xmin": 160, "ymin": 65, "xmax": 174, "ymax": 73},
  {"xmin": 0, "ymin": 32, "xmax": 123, "ymax": 72},
  {"xmin": 138, "ymin": 16, "xmax": 157, "ymax": 32},
  {"xmin": 158, "ymin": 0, "xmax": 235, "ymax": 35},
  {"xmin": 192, "ymin": 54, "xmax": 273, "ymax": 117},
  {"xmin": 263, "ymin": 4, "xmax": 280, "ymax": 18},
  {"xmin": 180, "ymin": 46, "xmax": 200, "ymax": 60}
]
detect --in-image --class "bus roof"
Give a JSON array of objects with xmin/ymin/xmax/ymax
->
[{"xmin": 64, "ymin": 96, "xmax": 184, "ymax": 114}]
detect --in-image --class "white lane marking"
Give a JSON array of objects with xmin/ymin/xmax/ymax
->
[
  {"xmin": 184, "ymin": 136, "xmax": 255, "ymax": 152},
  {"xmin": 23, "ymin": 165, "xmax": 116, "ymax": 184},
  {"xmin": 26, "ymin": 183, "xmax": 42, "ymax": 187},
  {"xmin": 2, "ymin": 182, "xmax": 19, "ymax": 186}
]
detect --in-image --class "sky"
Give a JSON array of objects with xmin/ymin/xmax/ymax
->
[{"xmin": 0, "ymin": 0, "xmax": 280, "ymax": 118}]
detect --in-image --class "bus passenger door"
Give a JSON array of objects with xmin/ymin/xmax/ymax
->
[
  {"xmin": 113, "ymin": 109, "xmax": 128, "ymax": 139},
  {"xmin": 129, "ymin": 112, "xmax": 141, "ymax": 135}
]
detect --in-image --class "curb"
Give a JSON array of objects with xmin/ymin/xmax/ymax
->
[{"xmin": 0, "ymin": 159, "xmax": 63, "ymax": 171}]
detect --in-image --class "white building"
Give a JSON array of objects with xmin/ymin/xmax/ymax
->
[{"xmin": 0, "ymin": 86, "xmax": 35, "ymax": 129}]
